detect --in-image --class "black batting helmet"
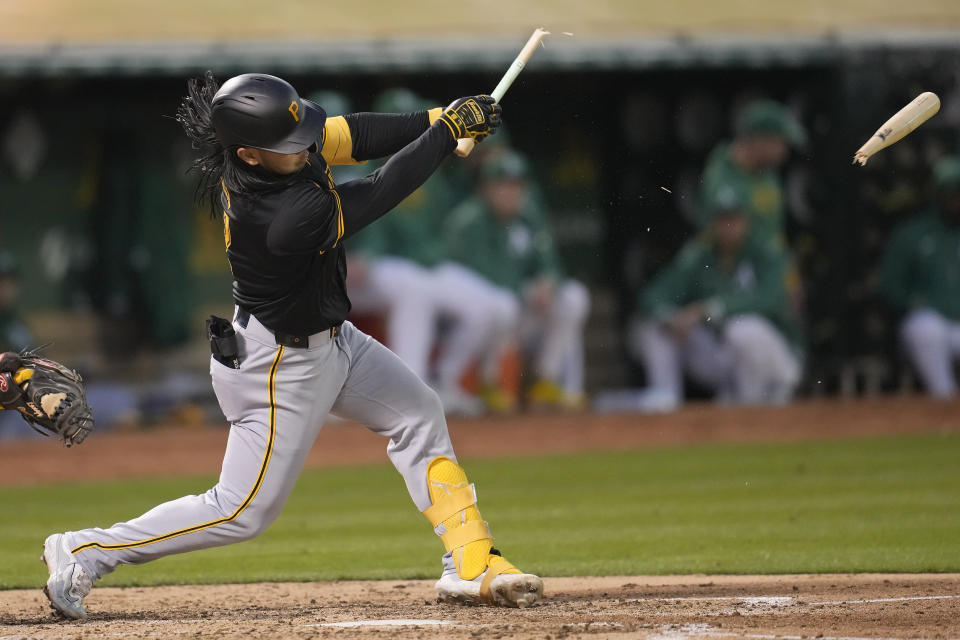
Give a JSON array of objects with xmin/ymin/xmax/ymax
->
[{"xmin": 211, "ymin": 74, "xmax": 326, "ymax": 154}]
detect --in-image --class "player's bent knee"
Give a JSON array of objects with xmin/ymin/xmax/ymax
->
[
  {"xmin": 488, "ymin": 294, "xmax": 521, "ymax": 331},
  {"xmin": 723, "ymin": 320, "xmax": 755, "ymax": 351},
  {"xmin": 207, "ymin": 486, "xmax": 282, "ymax": 542},
  {"xmin": 723, "ymin": 315, "xmax": 770, "ymax": 349},
  {"xmin": 402, "ymin": 379, "xmax": 446, "ymax": 423},
  {"xmin": 902, "ymin": 311, "xmax": 948, "ymax": 347},
  {"xmin": 420, "ymin": 385, "xmax": 446, "ymax": 420},
  {"xmin": 226, "ymin": 518, "xmax": 261, "ymax": 542},
  {"xmin": 230, "ymin": 503, "xmax": 284, "ymax": 541}
]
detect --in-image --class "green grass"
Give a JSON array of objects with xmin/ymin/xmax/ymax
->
[{"xmin": 1, "ymin": 433, "xmax": 959, "ymax": 589}]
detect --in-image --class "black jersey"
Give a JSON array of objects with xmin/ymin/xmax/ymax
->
[{"xmin": 221, "ymin": 111, "xmax": 453, "ymax": 335}]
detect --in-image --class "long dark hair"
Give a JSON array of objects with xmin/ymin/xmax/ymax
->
[{"xmin": 177, "ymin": 71, "xmax": 280, "ymax": 217}]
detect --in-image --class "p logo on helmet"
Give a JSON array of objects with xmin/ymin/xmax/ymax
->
[{"xmin": 209, "ymin": 74, "xmax": 326, "ymax": 154}]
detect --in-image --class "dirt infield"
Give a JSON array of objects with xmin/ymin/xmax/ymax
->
[
  {"xmin": 2, "ymin": 396, "xmax": 959, "ymax": 487},
  {"xmin": 1, "ymin": 574, "xmax": 958, "ymax": 639}
]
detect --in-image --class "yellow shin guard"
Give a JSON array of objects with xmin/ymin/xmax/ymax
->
[{"xmin": 424, "ymin": 457, "xmax": 520, "ymax": 584}]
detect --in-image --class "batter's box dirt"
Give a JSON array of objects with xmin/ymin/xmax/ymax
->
[{"xmin": 1, "ymin": 574, "xmax": 958, "ymax": 640}]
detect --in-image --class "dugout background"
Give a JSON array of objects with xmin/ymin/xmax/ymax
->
[{"xmin": 1, "ymin": 42, "xmax": 959, "ymax": 393}]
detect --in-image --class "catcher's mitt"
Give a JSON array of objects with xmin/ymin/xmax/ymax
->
[{"xmin": 0, "ymin": 349, "xmax": 94, "ymax": 447}]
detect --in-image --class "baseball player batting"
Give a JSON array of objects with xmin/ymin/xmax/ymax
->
[{"xmin": 40, "ymin": 72, "xmax": 543, "ymax": 619}]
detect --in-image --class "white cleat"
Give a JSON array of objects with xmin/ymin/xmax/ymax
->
[
  {"xmin": 436, "ymin": 571, "xmax": 544, "ymax": 607},
  {"xmin": 41, "ymin": 533, "xmax": 92, "ymax": 619},
  {"xmin": 435, "ymin": 552, "xmax": 543, "ymax": 608}
]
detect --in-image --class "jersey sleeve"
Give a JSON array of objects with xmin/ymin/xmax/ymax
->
[
  {"xmin": 265, "ymin": 183, "xmax": 345, "ymax": 255},
  {"xmin": 320, "ymin": 110, "xmax": 442, "ymax": 166},
  {"xmin": 320, "ymin": 116, "xmax": 364, "ymax": 166},
  {"xmin": 335, "ymin": 122, "xmax": 455, "ymax": 239}
]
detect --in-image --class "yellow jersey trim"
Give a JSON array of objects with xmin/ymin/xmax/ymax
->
[
  {"xmin": 330, "ymin": 188, "xmax": 345, "ymax": 247},
  {"xmin": 321, "ymin": 116, "xmax": 364, "ymax": 166},
  {"xmin": 71, "ymin": 346, "xmax": 285, "ymax": 555},
  {"xmin": 223, "ymin": 211, "xmax": 232, "ymax": 251},
  {"xmin": 310, "ymin": 181, "xmax": 345, "ymax": 251},
  {"xmin": 220, "ymin": 180, "xmax": 231, "ymax": 209}
]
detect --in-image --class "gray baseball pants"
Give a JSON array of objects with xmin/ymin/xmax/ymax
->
[{"xmin": 63, "ymin": 310, "xmax": 455, "ymax": 580}]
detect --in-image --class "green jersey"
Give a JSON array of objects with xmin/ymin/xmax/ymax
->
[
  {"xmin": 699, "ymin": 143, "xmax": 785, "ymax": 244},
  {"xmin": 639, "ymin": 234, "xmax": 803, "ymax": 351},
  {"xmin": 443, "ymin": 194, "xmax": 563, "ymax": 293},
  {"xmin": 880, "ymin": 209, "xmax": 960, "ymax": 320}
]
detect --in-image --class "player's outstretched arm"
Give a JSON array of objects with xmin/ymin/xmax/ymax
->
[
  {"xmin": 267, "ymin": 96, "xmax": 501, "ymax": 256},
  {"xmin": 336, "ymin": 96, "xmax": 501, "ymax": 238},
  {"xmin": 322, "ymin": 96, "xmax": 499, "ymax": 166},
  {"xmin": 322, "ymin": 109, "xmax": 444, "ymax": 165}
]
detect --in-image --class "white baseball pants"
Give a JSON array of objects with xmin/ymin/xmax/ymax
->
[
  {"xmin": 63, "ymin": 311, "xmax": 455, "ymax": 581},
  {"xmin": 347, "ymin": 258, "xmax": 517, "ymax": 391},
  {"xmin": 633, "ymin": 313, "xmax": 801, "ymax": 405},
  {"xmin": 521, "ymin": 280, "xmax": 591, "ymax": 395},
  {"xmin": 431, "ymin": 263, "xmax": 520, "ymax": 390},
  {"xmin": 900, "ymin": 308, "xmax": 960, "ymax": 398},
  {"xmin": 431, "ymin": 269, "xmax": 591, "ymax": 395}
]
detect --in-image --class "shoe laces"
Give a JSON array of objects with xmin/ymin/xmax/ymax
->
[{"xmin": 69, "ymin": 567, "xmax": 93, "ymax": 599}]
